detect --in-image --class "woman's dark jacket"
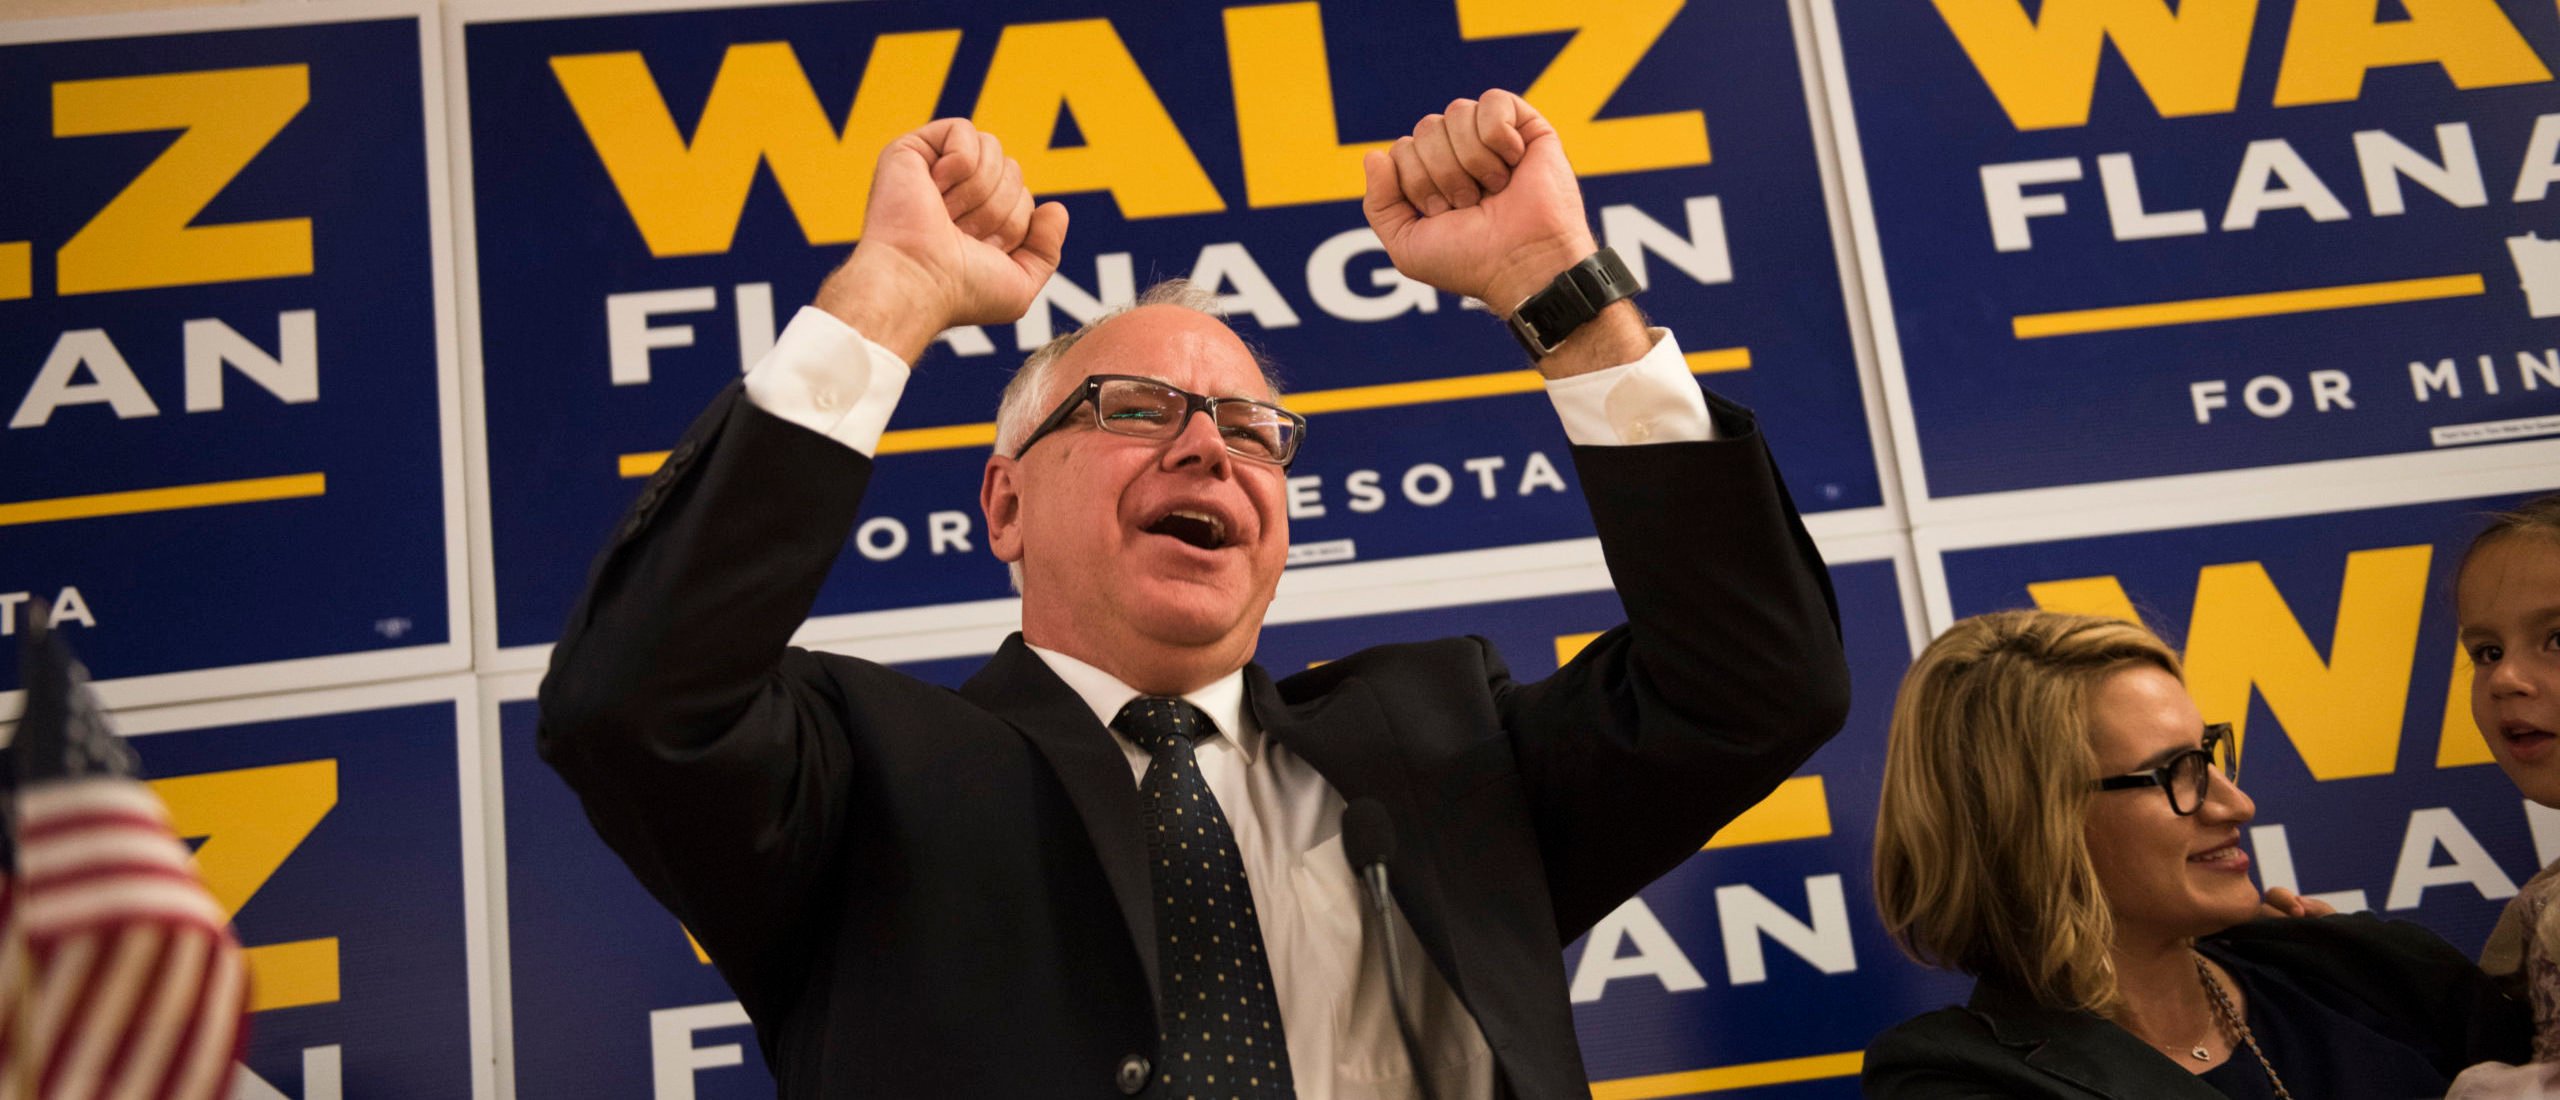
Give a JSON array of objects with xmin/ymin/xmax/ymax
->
[{"xmin": 1862, "ymin": 914, "xmax": 2530, "ymax": 1098}]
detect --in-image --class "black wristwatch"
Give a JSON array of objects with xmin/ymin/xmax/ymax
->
[{"xmin": 1505, "ymin": 247, "xmax": 1640, "ymax": 359}]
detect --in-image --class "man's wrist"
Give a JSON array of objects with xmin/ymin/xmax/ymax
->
[
  {"xmin": 1485, "ymin": 231, "xmax": 1601, "ymax": 319},
  {"xmin": 1506, "ymin": 248, "xmax": 1642, "ymax": 361},
  {"xmin": 811, "ymin": 247, "xmax": 950, "ymax": 364},
  {"xmin": 1533, "ymin": 299, "xmax": 1653, "ymax": 380}
]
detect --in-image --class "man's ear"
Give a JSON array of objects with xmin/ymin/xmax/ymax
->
[{"xmin": 982, "ymin": 456, "xmax": 1025, "ymax": 564}]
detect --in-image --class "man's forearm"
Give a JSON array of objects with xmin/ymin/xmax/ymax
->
[{"xmin": 812, "ymin": 246, "xmax": 952, "ymax": 367}]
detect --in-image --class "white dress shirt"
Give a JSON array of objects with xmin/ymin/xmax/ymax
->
[{"xmin": 742, "ymin": 303, "xmax": 1715, "ymax": 1098}]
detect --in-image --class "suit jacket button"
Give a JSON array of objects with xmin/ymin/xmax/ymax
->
[{"xmin": 1115, "ymin": 1054, "xmax": 1150, "ymax": 1095}]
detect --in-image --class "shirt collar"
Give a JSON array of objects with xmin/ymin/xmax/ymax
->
[{"xmin": 1025, "ymin": 643, "xmax": 1260, "ymax": 762}]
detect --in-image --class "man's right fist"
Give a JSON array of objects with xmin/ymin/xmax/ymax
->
[{"xmin": 814, "ymin": 119, "xmax": 1068, "ymax": 362}]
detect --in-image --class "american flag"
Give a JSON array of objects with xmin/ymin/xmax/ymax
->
[{"xmin": 1, "ymin": 603, "xmax": 248, "ymax": 1099}]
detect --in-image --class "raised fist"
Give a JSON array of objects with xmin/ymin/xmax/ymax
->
[
  {"xmin": 1363, "ymin": 90, "xmax": 1597, "ymax": 316},
  {"xmin": 816, "ymin": 119, "xmax": 1069, "ymax": 360}
]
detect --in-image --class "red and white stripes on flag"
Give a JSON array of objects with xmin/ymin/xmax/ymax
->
[{"xmin": 2, "ymin": 777, "xmax": 247, "ymax": 1100}]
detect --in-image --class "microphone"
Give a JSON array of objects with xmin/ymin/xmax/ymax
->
[{"xmin": 1342, "ymin": 799, "xmax": 1439, "ymax": 1100}]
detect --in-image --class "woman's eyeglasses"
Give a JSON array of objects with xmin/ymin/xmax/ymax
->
[{"xmin": 2093, "ymin": 723, "xmax": 2237, "ymax": 816}]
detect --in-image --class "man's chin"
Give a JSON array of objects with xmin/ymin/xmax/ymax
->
[
  {"xmin": 1131, "ymin": 607, "xmax": 1252, "ymax": 650},
  {"xmin": 1122, "ymin": 581, "xmax": 1261, "ymax": 647}
]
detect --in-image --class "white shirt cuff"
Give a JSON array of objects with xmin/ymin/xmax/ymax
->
[
  {"xmin": 1542, "ymin": 327, "xmax": 1715, "ymax": 446},
  {"xmin": 741, "ymin": 307, "xmax": 913, "ymax": 456}
]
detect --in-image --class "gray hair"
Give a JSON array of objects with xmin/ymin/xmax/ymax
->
[{"xmin": 990, "ymin": 279, "xmax": 1284, "ymax": 455}]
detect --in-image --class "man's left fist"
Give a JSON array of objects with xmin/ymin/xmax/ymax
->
[{"xmin": 1362, "ymin": 90, "xmax": 1597, "ymax": 315}]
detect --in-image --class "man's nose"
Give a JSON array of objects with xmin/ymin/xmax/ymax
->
[{"xmin": 1161, "ymin": 409, "xmax": 1231, "ymax": 474}]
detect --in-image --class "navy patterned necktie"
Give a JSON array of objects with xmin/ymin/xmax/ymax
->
[{"xmin": 1113, "ymin": 696, "xmax": 1294, "ymax": 1099}]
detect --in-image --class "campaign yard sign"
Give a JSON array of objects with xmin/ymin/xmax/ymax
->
[
  {"xmin": 456, "ymin": 0, "xmax": 1887, "ymax": 657},
  {"xmin": 0, "ymin": 4, "xmax": 465, "ymax": 709},
  {"xmin": 98, "ymin": 678, "xmax": 490, "ymax": 1098},
  {"xmin": 1818, "ymin": 0, "xmax": 2560, "ymax": 509}
]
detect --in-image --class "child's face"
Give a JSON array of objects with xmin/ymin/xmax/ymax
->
[{"xmin": 2460, "ymin": 532, "xmax": 2560, "ymax": 806}]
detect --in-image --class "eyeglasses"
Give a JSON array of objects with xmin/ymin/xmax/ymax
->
[
  {"xmin": 2094, "ymin": 723, "xmax": 2237, "ymax": 816},
  {"xmin": 1013, "ymin": 373, "xmax": 1306, "ymax": 468}
]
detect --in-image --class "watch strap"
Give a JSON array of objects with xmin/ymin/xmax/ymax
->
[{"xmin": 1506, "ymin": 247, "xmax": 1640, "ymax": 359}]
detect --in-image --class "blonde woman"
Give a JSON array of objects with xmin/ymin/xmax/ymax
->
[{"xmin": 1864, "ymin": 610, "xmax": 2527, "ymax": 1098}]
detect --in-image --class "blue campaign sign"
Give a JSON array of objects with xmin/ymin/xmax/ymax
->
[
  {"xmin": 1253, "ymin": 556, "xmax": 1965, "ymax": 1097},
  {"xmin": 0, "ymin": 6, "xmax": 464, "ymax": 705},
  {"xmin": 1820, "ymin": 0, "xmax": 2560, "ymax": 503},
  {"xmin": 457, "ymin": 0, "xmax": 1884, "ymax": 654},
  {"xmin": 1935, "ymin": 486, "xmax": 2560, "ymax": 954},
  {"xmin": 113, "ymin": 679, "xmax": 484, "ymax": 1097}
]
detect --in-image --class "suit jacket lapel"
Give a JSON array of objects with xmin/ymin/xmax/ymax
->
[
  {"xmin": 1244, "ymin": 666, "xmax": 1476, "ymax": 1010},
  {"xmin": 1967, "ymin": 981, "xmax": 2228, "ymax": 1099},
  {"xmin": 962, "ymin": 636, "xmax": 1160, "ymax": 1005}
]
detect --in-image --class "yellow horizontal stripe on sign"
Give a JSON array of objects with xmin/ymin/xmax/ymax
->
[
  {"xmin": 1285, "ymin": 346, "xmax": 1752, "ymax": 416},
  {"xmin": 880, "ymin": 421, "xmax": 999, "ymax": 455},
  {"xmin": 616, "ymin": 347, "xmax": 1753, "ymax": 477},
  {"xmin": 2012, "ymin": 274, "xmax": 2486, "ymax": 339},
  {"xmin": 0, "ymin": 472, "xmax": 326, "ymax": 527},
  {"xmin": 617, "ymin": 451, "xmax": 668, "ymax": 479},
  {"xmin": 1590, "ymin": 1050, "xmax": 1863, "ymax": 1098},
  {"xmin": 1683, "ymin": 347, "xmax": 1751, "ymax": 373},
  {"xmin": 1704, "ymin": 774, "xmax": 1831, "ymax": 849},
  {"xmin": 244, "ymin": 937, "xmax": 338, "ymax": 1013},
  {"xmin": 1282, "ymin": 369, "xmax": 1551, "ymax": 415}
]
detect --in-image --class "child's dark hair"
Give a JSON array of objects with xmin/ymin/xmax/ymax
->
[{"xmin": 2458, "ymin": 492, "xmax": 2560, "ymax": 581}]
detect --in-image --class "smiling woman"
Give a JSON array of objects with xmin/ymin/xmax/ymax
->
[{"xmin": 1862, "ymin": 609, "xmax": 2530, "ymax": 1100}]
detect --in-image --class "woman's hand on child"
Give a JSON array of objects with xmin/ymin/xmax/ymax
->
[{"xmin": 2257, "ymin": 886, "xmax": 2338, "ymax": 918}]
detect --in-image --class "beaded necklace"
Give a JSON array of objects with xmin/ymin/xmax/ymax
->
[{"xmin": 2194, "ymin": 952, "xmax": 2292, "ymax": 1099}]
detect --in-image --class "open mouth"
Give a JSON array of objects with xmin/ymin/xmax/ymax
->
[
  {"xmin": 1144, "ymin": 509, "xmax": 1229, "ymax": 551},
  {"xmin": 2504, "ymin": 724, "xmax": 2556, "ymax": 752}
]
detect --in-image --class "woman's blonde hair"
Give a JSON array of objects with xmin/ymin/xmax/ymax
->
[{"xmin": 1872, "ymin": 609, "xmax": 2182, "ymax": 1014}]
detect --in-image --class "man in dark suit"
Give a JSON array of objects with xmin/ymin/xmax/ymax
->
[{"xmin": 540, "ymin": 90, "xmax": 1849, "ymax": 1098}]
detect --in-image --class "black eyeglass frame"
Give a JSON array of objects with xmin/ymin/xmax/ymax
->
[
  {"xmin": 2093, "ymin": 722, "xmax": 2237, "ymax": 816},
  {"xmin": 1010, "ymin": 373, "xmax": 1307, "ymax": 468}
]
